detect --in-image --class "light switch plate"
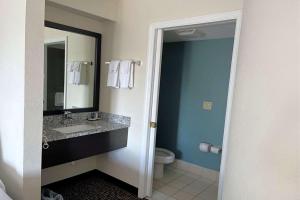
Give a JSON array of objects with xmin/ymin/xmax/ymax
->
[{"xmin": 203, "ymin": 101, "xmax": 213, "ymax": 111}]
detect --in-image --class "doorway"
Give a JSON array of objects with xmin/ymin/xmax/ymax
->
[
  {"xmin": 44, "ymin": 41, "xmax": 66, "ymax": 111},
  {"xmin": 138, "ymin": 11, "xmax": 242, "ymax": 200}
]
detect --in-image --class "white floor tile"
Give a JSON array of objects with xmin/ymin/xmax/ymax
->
[
  {"xmin": 168, "ymin": 179, "xmax": 190, "ymax": 189},
  {"xmin": 152, "ymin": 191, "xmax": 169, "ymax": 200},
  {"xmin": 192, "ymin": 195, "xmax": 209, "ymax": 200},
  {"xmin": 166, "ymin": 197, "xmax": 177, "ymax": 200},
  {"xmin": 197, "ymin": 175, "xmax": 215, "ymax": 184},
  {"xmin": 152, "ymin": 166, "xmax": 218, "ymax": 200},
  {"xmin": 172, "ymin": 191, "xmax": 195, "ymax": 200},
  {"xmin": 195, "ymin": 185, "xmax": 218, "ymax": 200},
  {"xmin": 157, "ymin": 185, "xmax": 179, "ymax": 196},
  {"xmin": 181, "ymin": 179, "xmax": 211, "ymax": 195},
  {"xmin": 175, "ymin": 174, "xmax": 196, "ymax": 184}
]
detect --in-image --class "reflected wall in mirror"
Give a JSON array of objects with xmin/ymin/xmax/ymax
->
[{"xmin": 44, "ymin": 21, "xmax": 101, "ymax": 115}]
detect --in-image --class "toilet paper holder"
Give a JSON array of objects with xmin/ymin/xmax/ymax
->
[{"xmin": 199, "ymin": 142, "xmax": 222, "ymax": 154}]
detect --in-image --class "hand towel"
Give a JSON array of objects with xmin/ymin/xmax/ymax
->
[
  {"xmin": 107, "ymin": 60, "xmax": 120, "ymax": 88},
  {"xmin": 68, "ymin": 62, "xmax": 87, "ymax": 85},
  {"xmin": 73, "ymin": 62, "xmax": 81, "ymax": 85},
  {"xmin": 119, "ymin": 60, "xmax": 134, "ymax": 89},
  {"xmin": 68, "ymin": 62, "xmax": 76, "ymax": 84}
]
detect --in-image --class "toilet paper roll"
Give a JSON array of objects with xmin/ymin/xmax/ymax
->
[
  {"xmin": 199, "ymin": 143, "xmax": 211, "ymax": 152},
  {"xmin": 210, "ymin": 146, "xmax": 222, "ymax": 154}
]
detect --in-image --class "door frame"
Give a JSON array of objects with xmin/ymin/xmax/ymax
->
[
  {"xmin": 44, "ymin": 38, "xmax": 67, "ymax": 110},
  {"xmin": 138, "ymin": 11, "xmax": 243, "ymax": 199}
]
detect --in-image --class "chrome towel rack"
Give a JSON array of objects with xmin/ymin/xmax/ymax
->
[
  {"xmin": 69, "ymin": 61, "xmax": 93, "ymax": 65},
  {"xmin": 105, "ymin": 60, "xmax": 142, "ymax": 66}
]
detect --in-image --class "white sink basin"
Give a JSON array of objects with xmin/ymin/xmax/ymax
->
[{"xmin": 52, "ymin": 124, "xmax": 101, "ymax": 134}]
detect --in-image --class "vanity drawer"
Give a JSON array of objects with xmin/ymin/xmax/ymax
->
[{"xmin": 42, "ymin": 128, "xmax": 128, "ymax": 168}]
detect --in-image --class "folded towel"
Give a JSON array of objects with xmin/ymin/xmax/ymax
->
[
  {"xmin": 119, "ymin": 60, "xmax": 134, "ymax": 89},
  {"xmin": 54, "ymin": 92, "xmax": 64, "ymax": 107},
  {"xmin": 107, "ymin": 60, "xmax": 120, "ymax": 88}
]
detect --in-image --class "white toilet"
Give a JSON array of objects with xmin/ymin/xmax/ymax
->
[{"xmin": 154, "ymin": 148, "xmax": 175, "ymax": 179}]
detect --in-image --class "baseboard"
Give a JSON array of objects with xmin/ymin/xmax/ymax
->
[{"xmin": 170, "ymin": 159, "xmax": 219, "ymax": 181}]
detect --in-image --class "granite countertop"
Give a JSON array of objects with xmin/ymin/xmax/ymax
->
[{"xmin": 43, "ymin": 112, "xmax": 130, "ymax": 142}]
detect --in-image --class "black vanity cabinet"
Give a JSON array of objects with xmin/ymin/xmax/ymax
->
[{"xmin": 42, "ymin": 128, "xmax": 128, "ymax": 169}]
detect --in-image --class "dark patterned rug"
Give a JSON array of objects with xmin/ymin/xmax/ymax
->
[{"xmin": 43, "ymin": 170, "xmax": 142, "ymax": 200}]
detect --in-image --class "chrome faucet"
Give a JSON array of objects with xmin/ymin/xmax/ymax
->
[
  {"xmin": 63, "ymin": 111, "xmax": 73, "ymax": 120},
  {"xmin": 61, "ymin": 111, "xmax": 73, "ymax": 125}
]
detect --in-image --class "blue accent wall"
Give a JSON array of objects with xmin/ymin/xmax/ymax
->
[{"xmin": 156, "ymin": 38, "xmax": 234, "ymax": 171}]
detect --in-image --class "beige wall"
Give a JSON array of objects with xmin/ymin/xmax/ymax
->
[
  {"xmin": 0, "ymin": 0, "xmax": 44, "ymax": 199},
  {"xmin": 23, "ymin": 0, "xmax": 45, "ymax": 198},
  {"xmin": 223, "ymin": 0, "xmax": 300, "ymax": 199},
  {"xmin": 47, "ymin": 0, "xmax": 119, "ymax": 21},
  {"xmin": 98, "ymin": 0, "xmax": 243, "ymax": 187},
  {"xmin": 0, "ymin": 0, "xmax": 26, "ymax": 198}
]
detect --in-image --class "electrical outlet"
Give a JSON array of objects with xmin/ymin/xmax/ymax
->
[{"xmin": 203, "ymin": 101, "xmax": 213, "ymax": 111}]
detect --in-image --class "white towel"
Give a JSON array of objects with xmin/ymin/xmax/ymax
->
[
  {"xmin": 54, "ymin": 92, "xmax": 64, "ymax": 107},
  {"xmin": 119, "ymin": 60, "xmax": 134, "ymax": 89},
  {"xmin": 68, "ymin": 62, "xmax": 75, "ymax": 84},
  {"xmin": 0, "ymin": 180, "xmax": 6, "ymax": 192},
  {"xmin": 0, "ymin": 180, "xmax": 11, "ymax": 200},
  {"xmin": 68, "ymin": 62, "xmax": 87, "ymax": 85},
  {"xmin": 107, "ymin": 60, "xmax": 120, "ymax": 88}
]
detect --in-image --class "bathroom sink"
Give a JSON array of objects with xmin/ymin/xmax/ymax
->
[{"xmin": 52, "ymin": 124, "xmax": 101, "ymax": 134}]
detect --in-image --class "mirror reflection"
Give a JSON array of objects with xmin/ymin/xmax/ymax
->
[{"xmin": 44, "ymin": 25, "xmax": 100, "ymax": 113}]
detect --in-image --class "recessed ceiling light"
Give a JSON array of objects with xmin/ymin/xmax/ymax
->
[{"xmin": 176, "ymin": 28, "xmax": 197, "ymax": 36}]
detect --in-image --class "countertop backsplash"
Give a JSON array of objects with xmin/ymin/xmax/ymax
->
[
  {"xmin": 43, "ymin": 112, "xmax": 131, "ymax": 142},
  {"xmin": 43, "ymin": 111, "xmax": 131, "ymax": 127}
]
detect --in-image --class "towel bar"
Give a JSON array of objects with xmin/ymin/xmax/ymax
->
[{"xmin": 105, "ymin": 60, "xmax": 142, "ymax": 66}]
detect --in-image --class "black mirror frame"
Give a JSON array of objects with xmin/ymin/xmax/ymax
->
[{"xmin": 43, "ymin": 21, "xmax": 101, "ymax": 116}]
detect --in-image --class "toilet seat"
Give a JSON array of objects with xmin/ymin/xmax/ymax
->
[{"xmin": 155, "ymin": 148, "xmax": 175, "ymax": 164}]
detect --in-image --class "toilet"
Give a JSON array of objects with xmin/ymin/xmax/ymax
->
[{"xmin": 154, "ymin": 148, "xmax": 175, "ymax": 179}]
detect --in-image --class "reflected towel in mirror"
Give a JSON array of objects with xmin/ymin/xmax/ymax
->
[{"xmin": 68, "ymin": 61, "xmax": 88, "ymax": 85}]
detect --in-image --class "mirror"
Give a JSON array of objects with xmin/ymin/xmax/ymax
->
[{"xmin": 43, "ymin": 21, "xmax": 101, "ymax": 115}]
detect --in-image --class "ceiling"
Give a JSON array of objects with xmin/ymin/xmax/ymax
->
[{"xmin": 164, "ymin": 21, "xmax": 236, "ymax": 42}]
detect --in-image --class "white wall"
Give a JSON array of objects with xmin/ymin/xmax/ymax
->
[
  {"xmin": 23, "ymin": 0, "xmax": 45, "ymax": 198},
  {"xmin": 42, "ymin": 4, "xmax": 115, "ymax": 185},
  {"xmin": 222, "ymin": 0, "xmax": 300, "ymax": 199},
  {"xmin": 97, "ymin": 0, "xmax": 243, "ymax": 187},
  {"xmin": 47, "ymin": 0, "xmax": 119, "ymax": 21},
  {"xmin": 0, "ymin": 0, "xmax": 44, "ymax": 199},
  {"xmin": 0, "ymin": 0, "xmax": 26, "ymax": 198},
  {"xmin": 42, "ymin": 156, "xmax": 98, "ymax": 185}
]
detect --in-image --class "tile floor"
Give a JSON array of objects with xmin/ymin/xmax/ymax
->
[{"xmin": 151, "ymin": 166, "xmax": 218, "ymax": 200}]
